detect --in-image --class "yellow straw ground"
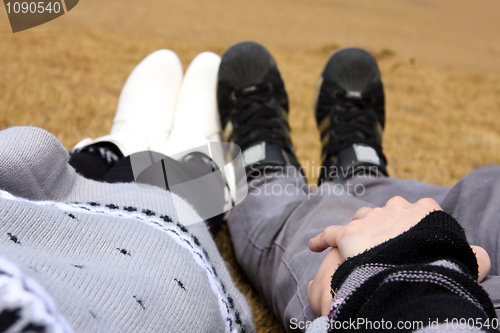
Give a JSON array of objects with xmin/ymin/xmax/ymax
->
[{"xmin": 1, "ymin": 1, "xmax": 499, "ymax": 331}]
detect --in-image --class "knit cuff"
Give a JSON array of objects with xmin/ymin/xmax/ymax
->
[
  {"xmin": 330, "ymin": 210, "xmax": 478, "ymax": 292},
  {"xmin": 324, "ymin": 211, "xmax": 497, "ymax": 332}
]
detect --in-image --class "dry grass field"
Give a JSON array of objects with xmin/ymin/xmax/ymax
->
[{"xmin": 1, "ymin": 0, "xmax": 500, "ymax": 332}]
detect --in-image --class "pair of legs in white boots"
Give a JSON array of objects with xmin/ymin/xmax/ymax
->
[{"xmin": 73, "ymin": 50, "xmax": 222, "ymax": 158}]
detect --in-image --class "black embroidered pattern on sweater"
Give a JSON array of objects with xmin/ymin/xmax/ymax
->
[
  {"xmin": 212, "ymin": 266, "xmax": 218, "ymax": 277},
  {"xmin": 72, "ymin": 264, "xmax": 84, "ymax": 269},
  {"xmin": 0, "ymin": 307, "xmax": 48, "ymax": 333},
  {"xmin": 177, "ymin": 222, "xmax": 188, "ymax": 233},
  {"xmin": 0, "ymin": 259, "xmax": 71, "ymax": 333},
  {"xmin": 174, "ymin": 278, "xmax": 186, "ymax": 291},
  {"xmin": 183, "ymin": 239, "xmax": 194, "ymax": 249},
  {"xmin": 59, "ymin": 201, "xmax": 246, "ymax": 332},
  {"xmin": 1, "ymin": 191, "xmax": 247, "ymax": 332},
  {"xmin": 133, "ymin": 296, "xmax": 146, "ymax": 310},
  {"xmin": 65, "ymin": 213, "xmax": 78, "ymax": 220},
  {"xmin": 21, "ymin": 322, "xmax": 46, "ymax": 332},
  {"xmin": 142, "ymin": 209, "xmax": 155, "ymax": 217},
  {"xmin": 0, "ymin": 308, "xmax": 22, "ymax": 331},
  {"xmin": 234, "ymin": 310, "xmax": 242, "ymax": 326},
  {"xmin": 105, "ymin": 204, "xmax": 119, "ymax": 210},
  {"xmin": 7, "ymin": 233, "xmax": 21, "ymax": 245},
  {"xmin": 116, "ymin": 248, "xmax": 131, "ymax": 256},
  {"xmin": 160, "ymin": 215, "xmax": 172, "ymax": 223}
]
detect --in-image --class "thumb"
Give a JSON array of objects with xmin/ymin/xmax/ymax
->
[{"xmin": 309, "ymin": 225, "xmax": 345, "ymax": 252}]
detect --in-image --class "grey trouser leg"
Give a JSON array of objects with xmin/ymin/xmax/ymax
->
[
  {"xmin": 343, "ymin": 175, "xmax": 449, "ymax": 207},
  {"xmin": 227, "ymin": 168, "xmax": 375, "ymax": 332},
  {"xmin": 227, "ymin": 165, "xmax": 500, "ymax": 332},
  {"xmin": 348, "ymin": 165, "xmax": 500, "ymax": 275}
]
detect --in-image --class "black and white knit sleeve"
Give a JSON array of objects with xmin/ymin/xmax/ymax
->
[
  {"xmin": 325, "ymin": 211, "xmax": 498, "ymax": 332},
  {"xmin": 0, "ymin": 256, "xmax": 73, "ymax": 333}
]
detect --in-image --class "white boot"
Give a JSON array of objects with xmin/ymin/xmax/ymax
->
[
  {"xmin": 72, "ymin": 49, "xmax": 183, "ymax": 156},
  {"xmin": 162, "ymin": 52, "xmax": 222, "ymax": 156},
  {"xmin": 163, "ymin": 52, "xmax": 240, "ymax": 218}
]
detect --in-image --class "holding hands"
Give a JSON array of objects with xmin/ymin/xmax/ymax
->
[{"xmin": 307, "ymin": 196, "xmax": 491, "ymax": 316}]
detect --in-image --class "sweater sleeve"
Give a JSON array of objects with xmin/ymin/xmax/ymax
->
[
  {"xmin": 325, "ymin": 211, "xmax": 498, "ymax": 332},
  {"xmin": 0, "ymin": 256, "xmax": 73, "ymax": 333}
]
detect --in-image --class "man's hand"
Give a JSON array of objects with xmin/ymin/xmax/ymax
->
[
  {"xmin": 306, "ymin": 196, "xmax": 491, "ymax": 317},
  {"xmin": 307, "ymin": 247, "xmax": 343, "ymax": 317},
  {"xmin": 309, "ymin": 196, "xmax": 442, "ymax": 261}
]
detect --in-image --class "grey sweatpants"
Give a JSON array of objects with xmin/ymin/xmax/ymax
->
[{"xmin": 226, "ymin": 165, "xmax": 500, "ymax": 332}]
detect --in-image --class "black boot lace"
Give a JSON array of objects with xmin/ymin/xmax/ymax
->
[
  {"xmin": 230, "ymin": 82, "xmax": 291, "ymax": 151},
  {"xmin": 318, "ymin": 89, "xmax": 386, "ymax": 164}
]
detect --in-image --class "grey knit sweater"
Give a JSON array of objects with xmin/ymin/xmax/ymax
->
[{"xmin": 0, "ymin": 126, "xmax": 255, "ymax": 333}]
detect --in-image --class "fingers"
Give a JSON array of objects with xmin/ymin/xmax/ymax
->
[
  {"xmin": 307, "ymin": 248, "xmax": 343, "ymax": 316},
  {"xmin": 352, "ymin": 206, "xmax": 373, "ymax": 220},
  {"xmin": 385, "ymin": 196, "xmax": 442, "ymax": 212},
  {"xmin": 471, "ymin": 245, "xmax": 491, "ymax": 282},
  {"xmin": 310, "ymin": 205, "xmax": 375, "ymax": 252},
  {"xmin": 415, "ymin": 197, "xmax": 443, "ymax": 211},
  {"xmin": 385, "ymin": 195, "xmax": 410, "ymax": 207},
  {"xmin": 309, "ymin": 225, "xmax": 345, "ymax": 252},
  {"xmin": 310, "ymin": 197, "xmax": 443, "ymax": 254}
]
